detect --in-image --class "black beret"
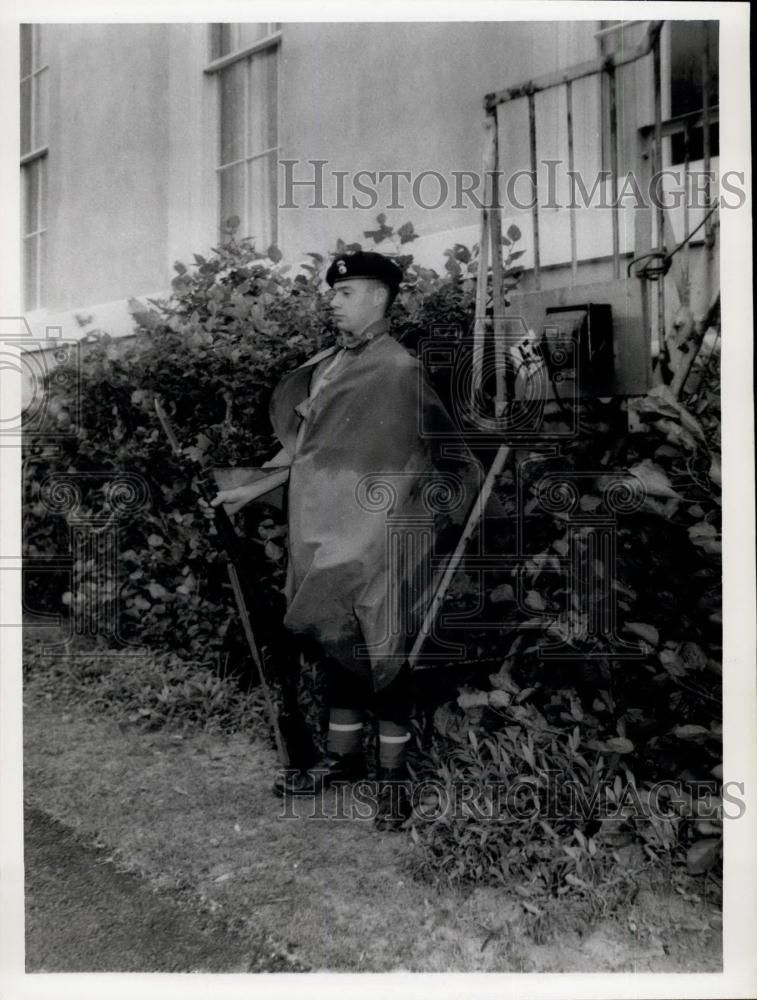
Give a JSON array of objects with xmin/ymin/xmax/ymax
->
[{"xmin": 325, "ymin": 251, "xmax": 403, "ymax": 291}]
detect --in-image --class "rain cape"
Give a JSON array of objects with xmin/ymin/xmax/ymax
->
[{"xmin": 270, "ymin": 326, "xmax": 481, "ymax": 690}]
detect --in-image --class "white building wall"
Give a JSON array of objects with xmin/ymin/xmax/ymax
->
[{"xmin": 29, "ymin": 18, "xmax": 690, "ymax": 357}]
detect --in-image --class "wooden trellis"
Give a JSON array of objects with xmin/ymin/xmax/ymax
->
[{"xmin": 474, "ymin": 19, "xmax": 720, "ymax": 404}]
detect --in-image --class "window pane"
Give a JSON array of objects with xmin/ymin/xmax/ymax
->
[
  {"xmin": 212, "ymin": 22, "xmax": 275, "ymax": 58},
  {"xmin": 219, "ymin": 162, "xmax": 245, "ymax": 234},
  {"xmin": 237, "ymin": 23, "xmax": 272, "ymax": 48},
  {"xmin": 267, "ymin": 51, "xmax": 278, "ymax": 151},
  {"xmin": 23, "ymin": 236, "xmax": 38, "ymax": 310},
  {"xmin": 669, "ymin": 21, "xmax": 719, "ymax": 163},
  {"xmin": 20, "ymin": 77, "xmax": 32, "ymax": 155},
  {"xmin": 38, "ymin": 231, "xmax": 46, "ymax": 306},
  {"xmin": 219, "ymin": 61, "xmax": 246, "ymax": 165},
  {"xmin": 20, "ymin": 24, "xmax": 32, "ymax": 77},
  {"xmin": 210, "ymin": 24, "xmax": 222, "ymax": 60},
  {"xmin": 33, "ymin": 67, "xmax": 49, "ymax": 149},
  {"xmin": 248, "ymin": 47, "xmax": 277, "ymax": 154},
  {"xmin": 248, "ymin": 153, "xmax": 275, "ymax": 248},
  {"xmin": 38, "ymin": 156, "xmax": 47, "ymax": 228},
  {"xmin": 35, "ymin": 23, "xmax": 48, "ymax": 67},
  {"xmin": 266, "ymin": 149, "xmax": 278, "ymax": 248},
  {"xmin": 670, "ymin": 21, "xmax": 718, "ymax": 117},
  {"xmin": 212, "ymin": 23, "xmax": 236, "ymax": 59},
  {"xmin": 23, "ymin": 161, "xmax": 40, "ymax": 234}
]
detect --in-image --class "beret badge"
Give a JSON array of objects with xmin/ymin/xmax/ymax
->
[{"xmin": 325, "ymin": 250, "xmax": 403, "ymax": 290}]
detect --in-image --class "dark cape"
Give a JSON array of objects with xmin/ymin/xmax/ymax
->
[{"xmin": 270, "ymin": 327, "xmax": 481, "ymax": 690}]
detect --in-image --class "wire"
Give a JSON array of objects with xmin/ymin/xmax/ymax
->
[{"xmin": 627, "ymin": 203, "xmax": 719, "ymax": 282}]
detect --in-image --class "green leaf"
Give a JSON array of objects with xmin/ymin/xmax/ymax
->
[
  {"xmin": 488, "ymin": 689, "xmax": 511, "ymax": 709},
  {"xmin": 659, "ymin": 648, "xmax": 686, "ymax": 677},
  {"xmin": 524, "ymin": 590, "xmax": 545, "ymax": 611},
  {"xmin": 578, "ymin": 494, "xmax": 602, "ymax": 512},
  {"xmin": 457, "ymin": 689, "xmax": 489, "ymax": 710},
  {"xmin": 624, "ymin": 622, "xmax": 659, "ymax": 647},
  {"xmin": 686, "ymin": 838, "xmax": 721, "ymax": 874},
  {"xmin": 681, "ymin": 642, "xmax": 707, "ymax": 671},
  {"xmin": 656, "ymin": 418, "xmax": 698, "ymax": 453},
  {"xmin": 628, "ymin": 459, "xmax": 681, "ymax": 499},
  {"xmin": 688, "ymin": 522, "xmax": 721, "ymax": 555},
  {"xmin": 490, "ymin": 583, "xmax": 514, "ymax": 603},
  {"xmin": 672, "ymin": 724, "xmax": 710, "ymax": 740},
  {"xmin": 397, "ymin": 222, "xmax": 418, "ymax": 245},
  {"xmin": 363, "ymin": 215, "xmax": 393, "ymax": 244},
  {"xmin": 605, "ymin": 737, "xmax": 635, "ymax": 754}
]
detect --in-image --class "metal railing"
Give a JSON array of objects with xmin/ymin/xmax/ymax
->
[
  {"xmin": 483, "ymin": 20, "xmax": 719, "ymax": 355},
  {"xmin": 484, "ymin": 21, "xmax": 665, "ymax": 288}
]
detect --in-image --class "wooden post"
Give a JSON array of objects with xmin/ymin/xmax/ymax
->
[
  {"xmin": 488, "ymin": 108, "xmax": 506, "ymax": 418},
  {"xmin": 566, "ymin": 80, "xmax": 578, "ymax": 287},
  {"xmin": 653, "ymin": 33, "xmax": 665, "ymax": 354},
  {"xmin": 682, "ymin": 121, "xmax": 691, "ymax": 306},
  {"xmin": 608, "ymin": 65, "xmax": 620, "ymax": 280},
  {"xmin": 527, "ymin": 90, "xmax": 541, "ymax": 289},
  {"xmin": 472, "ymin": 117, "xmax": 495, "ymax": 413}
]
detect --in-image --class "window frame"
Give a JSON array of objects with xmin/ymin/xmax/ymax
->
[
  {"xmin": 204, "ymin": 24, "xmax": 282, "ymax": 248},
  {"xmin": 663, "ymin": 19, "xmax": 719, "ymax": 167},
  {"xmin": 596, "ymin": 20, "xmax": 718, "ymax": 172},
  {"xmin": 20, "ymin": 23, "xmax": 49, "ymax": 311}
]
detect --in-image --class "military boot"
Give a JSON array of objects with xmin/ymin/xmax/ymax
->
[{"xmin": 272, "ymin": 752, "xmax": 366, "ymax": 797}]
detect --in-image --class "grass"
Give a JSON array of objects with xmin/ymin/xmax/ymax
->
[
  {"xmin": 22, "ymin": 638, "xmax": 723, "ymax": 972},
  {"xmin": 23, "ymin": 640, "xmax": 268, "ymax": 734}
]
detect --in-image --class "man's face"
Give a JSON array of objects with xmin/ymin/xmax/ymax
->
[{"xmin": 330, "ymin": 278, "xmax": 386, "ymax": 345}]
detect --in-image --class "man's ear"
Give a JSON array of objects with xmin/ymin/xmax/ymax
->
[{"xmin": 372, "ymin": 283, "xmax": 389, "ymax": 310}]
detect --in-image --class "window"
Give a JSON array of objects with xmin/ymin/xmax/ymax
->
[
  {"xmin": 668, "ymin": 20, "xmax": 718, "ymax": 164},
  {"xmin": 20, "ymin": 24, "xmax": 49, "ymax": 310},
  {"xmin": 206, "ymin": 24, "xmax": 280, "ymax": 249},
  {"xmin": 597, "ymin": 20, "xmax": 719, "ymax": 169}
]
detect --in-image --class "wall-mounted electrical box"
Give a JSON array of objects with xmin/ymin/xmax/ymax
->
[
  {"xmin": 507, "ymin": 279, "xmax": 650, "ymax": 398},
  {"xmin": 543, "ymin": 302, "xmax": 614, "ymax": 397}
]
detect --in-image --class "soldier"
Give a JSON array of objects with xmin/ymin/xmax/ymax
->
[{"xmin": 214, "ymin": 250, "xmax": 478, "ymax": 829}]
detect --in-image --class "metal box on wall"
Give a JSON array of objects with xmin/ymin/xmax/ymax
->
[{"xmin": 506, "ymin": 279, "xmax": 650, "ymax": 398}]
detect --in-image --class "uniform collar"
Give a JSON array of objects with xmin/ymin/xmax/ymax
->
[
  {"xmin": 298, "ymin": 319, "xmax": 390, "ymax": 371},
  {"xmin": 342, "ymin": 317, "xmax": 390, "ymax": 350}
]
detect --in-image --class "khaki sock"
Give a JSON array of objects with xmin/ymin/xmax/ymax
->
[
  {"xmin": 378, "ymin": 719, "xmax": 410, "ymax": 770},
  {"xmin": 327, "ymin": 707, "xmax": 364, "ymax": 756}
]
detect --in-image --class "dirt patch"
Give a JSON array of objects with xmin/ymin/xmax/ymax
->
[
  {"xmin": 23, "ymin": 694, "xmax": 722, "ymax": 972},
  {"xmin": 24, "ymin": 804, "xmax": 303, "ymax": 972}
]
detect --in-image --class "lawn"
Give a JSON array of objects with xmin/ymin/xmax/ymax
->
[{"xmin": 22, "ymin": 648, "xmax": 722, "ymax": 973}]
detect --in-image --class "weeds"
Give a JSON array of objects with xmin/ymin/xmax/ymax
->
[
  {"xmin": 24, "ymin": 643, "xmax": 267, "ymax": 734},
  {"xmin": 405, "ymin": 700, "xmax": 721, "ymax": 940}
]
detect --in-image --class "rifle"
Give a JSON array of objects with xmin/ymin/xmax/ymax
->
[
  {"xmin": 153, "ymin": 397, "xmax": 317, "ymax": 774},
  {"xmin": 407, "ymin": 444, "xmax": 511, "ymax": 669}
]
